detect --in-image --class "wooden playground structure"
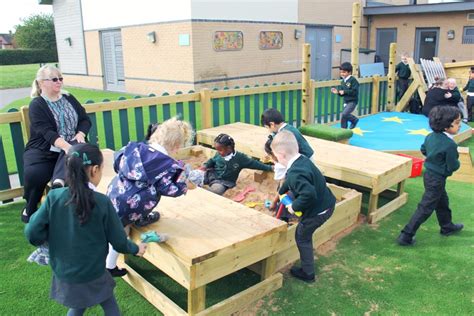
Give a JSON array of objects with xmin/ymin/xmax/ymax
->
[{"xmin": 96, "ymin": 146, "xmax": 362, "ymax": 315}]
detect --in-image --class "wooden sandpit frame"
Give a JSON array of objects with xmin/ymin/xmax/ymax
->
[
  {"xmin": 196, "ymin": 122, "xmax": 412, "ymax": 223},
  {"xmin": 97, "ymin": 146, "xmax": 361, "ymax": 315}
]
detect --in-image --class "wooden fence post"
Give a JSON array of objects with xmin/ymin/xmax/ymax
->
[
  {"xmin": 386, "ymin": 42, "xmax": 397, "ymax": 111},
  {"xmin": 200, "ymin": 88, "xmax": 212, "ymax": 129},
  {"xmin": 20, "ymin": 106, "xmax": 30, "ymax": 143},
  {"xmin": 302, "ymin": 43, "xmax": 311, "ymax": 126},
  {"xmin": 371, "ymin": 75, "xmax": 380, "ymax": 114},
  {"xmin": 351, "ymin": 1, "xmax": 361, "ymax": 78}
]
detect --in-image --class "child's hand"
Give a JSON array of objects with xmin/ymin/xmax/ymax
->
[
  {"xmin": 338, "ymin": 90, "xmax": 345, "ymax": 95},
  {"xmin": 331, "ymin": 87, "xmax": 338, "ymax": 94},
  {"xmin": 444, "ymin": 92, "xmax": 452, "ymax": 98},
  {"xmin": 287, "ymin": 204, "xmax": 295, "ymax": 215},
  {"xmin": 186, "ymin": 179, "xmax": 197, "ymax": 190},
  {"xmin": 136, "ymin": 243, "xmax": 147, "ymax": 257},
  {"xmin": 269, "ymin": 194, "xmax": 280, "ymax": 212},
  {"xmin": 198, "ymin": 165, "xmax": 207, "ymax": 171}
]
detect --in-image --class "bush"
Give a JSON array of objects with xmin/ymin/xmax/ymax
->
[{"xmin": 0, "ymin": 49, "xmax": 58, "ymax": 65}]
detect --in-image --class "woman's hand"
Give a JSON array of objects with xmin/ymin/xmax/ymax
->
[
  {"xmin": 73, "ymin": 131, "xmax": 86, "ymax": 143},
  {"xmin": 331, "ymin": 87, "xmax": 338, "ymax": 94},
  {"xmin": 198, "ymin": 165, "xmax": 207, "ymax": 171},
  {"xmin": 136, "ymin": 243, "xmax": 147, "ymax": 257},
  {"xmin": 444, "ymin": 92, "xmax": 452, "ymax": 99}
]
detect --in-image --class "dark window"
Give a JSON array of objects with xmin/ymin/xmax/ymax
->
[{"xmin": 462, "ymin": 26, "xmax": 474, "ymax": 44}]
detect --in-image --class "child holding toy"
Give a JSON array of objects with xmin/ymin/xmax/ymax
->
[
  {"xmin": 271, "ymin": 130, "xmax": 335, "ymax": 282},
  {"xmin": 105, "ymin": 117, "xmax": 194, "ymax": 277},
  {"xmin": 201, "ymin": 133, "xmax": 273, "ymax": 195},
  {"xmin": 397, "ymin": 106, "xmax": 463, "ymax": 246},
  {"xmin": 461, "ymin": 66, "xmax": 474, "ymax": 122},
  {"xmin": 331, "ymin": 62, "xmax": 360, "ymax": 129},
  {"xmin": 25, "ymin": 143, "xmax": 146, "ymax": 315},
  {"xmin": 261, "ymin": 108, "xmax": 314, "ymax": 159}
]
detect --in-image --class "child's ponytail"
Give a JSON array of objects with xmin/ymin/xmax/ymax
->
[{"xmin": 66, "ymin": 143, "xmax": 103, "ymax": 225}]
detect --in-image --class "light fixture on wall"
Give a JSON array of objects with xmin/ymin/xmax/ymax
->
[
  {"xmin": 64, "ymin": 37, "xmax": 72, "ymax": 46},
  {"xmin": 447, "ymin": 30, "xmax": 455, "ymax": 40},
  {"xmin": 147, "ymin": 31, "xmax": 156, "ymax": 43},
  {"xmin": 294, "ymin": 29, "xmax": 302, "ymax": 40}
]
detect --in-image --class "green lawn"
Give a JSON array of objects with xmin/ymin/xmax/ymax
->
[
  {"xmin": 0, "ymin": 64, "xmax": 42, "ymax": 89},
  {"xmin": 1, "ymin": 165, "xmax": 472, "ymax": 315}
]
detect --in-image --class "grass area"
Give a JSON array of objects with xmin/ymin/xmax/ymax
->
[
  {"xmin": 0, "ymin": 64, "xmax": 42, "ymax": 89},
  {"xmin": 1, "ymin": 169, "xmax": 472, "ymax": 315}
]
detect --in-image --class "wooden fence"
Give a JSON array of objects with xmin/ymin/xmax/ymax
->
[{"xmin": 0, "ymin": 76, "xmax": 388, "ymax": 202}]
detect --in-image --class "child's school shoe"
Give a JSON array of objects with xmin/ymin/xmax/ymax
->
[
  {"xmin": 21, "ymin": 208, "xmax": 29, "ymax": 223},
  {"xmin": 350, "ymin": 118, "xmax": 359, "ymax": 129},
  {"xmin": 290, "ymin": 266, "xmax": 315, "ymax": 283},
  {"xmin": 440, "ymin": 223, "xmax": 464, "ymax": 236},
  {"xmin": 397, "ymin": 233, "xmax": 416, "ymax": 246},
  {"xmin": 134, "ymin": 212, "xmax": 160, "ymax": 227},
  {"xmin": 107, "ymin": 266, "xmax": 128, "ymax": 277}
]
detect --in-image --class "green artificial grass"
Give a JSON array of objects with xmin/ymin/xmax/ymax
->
[
  {"xmin": 299, "ymin": 123, "xmax": 353, "ymax": 141},
  {"xmin": 1, "ymin": 173, "xmax": 472, "ymax": 315},
  {"xmin": 0, "ymin": 64, "xmax": 41, "ymax": 89}
]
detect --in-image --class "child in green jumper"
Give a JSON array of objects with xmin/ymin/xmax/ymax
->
[
  {"xmin": 397, "ymin": 106, "xmax": 464, "ymax": 246},
  {"xmin": 331, "ymin": 62, "xmax": 360, "ymax": 129},
  {"xmin": 201, "ymin": 133, "xmax": 273, "ymax": 195},
  {"xmin": 25, "ymin": 143, "xmax": 146, "ymax": 315},
  {"xmin": 395, "ymin": 52, "xmax": 411, "ymax": 100},
  {"xmin": 461, "ymin": 66, "xmax": 474, "ymax": 122},
  {"xmin": 271, "ymin": 130, "xmax": 336, "ymax": 282}
]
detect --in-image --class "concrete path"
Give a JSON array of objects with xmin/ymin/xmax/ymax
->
[{"xmin": 0, "ymin": 87, "xmax": 30, "ymax": 109}]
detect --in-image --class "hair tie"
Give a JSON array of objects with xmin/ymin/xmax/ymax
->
[{"xmin": 70, "ymin": 151, "xmax": 92, "ymax": 165}]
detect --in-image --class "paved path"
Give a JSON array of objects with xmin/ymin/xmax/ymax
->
[{"xmin": 0, "ymin": 87, "xmax": 30, "ymax": 109}]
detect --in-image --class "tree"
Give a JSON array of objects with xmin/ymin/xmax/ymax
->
[{"xmin": 14, "ymin": 13, "xmax": 56, "ymax": 51}]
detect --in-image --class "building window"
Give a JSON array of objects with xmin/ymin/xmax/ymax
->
[
  {"xmin": 462, "ymin": 26, "xmax": 474, "ymax": 44},
  {"xmin": 213, "ymin": 31, "xmax": 243, "ymax": 51},
  {"xmin": 259, "ymin": 31, "xmax": 283, "ymax": 50}
]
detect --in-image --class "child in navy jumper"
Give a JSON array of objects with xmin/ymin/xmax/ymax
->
[{"xmin": 397, "ymin": 106, "xmax": 463, "ymax": 246}]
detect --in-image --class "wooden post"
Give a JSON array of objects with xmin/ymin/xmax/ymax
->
[
  {"xmin": 386, "ymin": 43, "xmax": 397, "ymax": 111},
  {"xmin": 371, "ymin": 75, "xmax": 380, "ymax": 114},
  {"xmin": 302, "ymin": 43, "xmax": 312, "ymax": 126},
  {"xmin": 351, "ymin": 1, "xmax": 361, "ymax": 77},
  {"xmin": 188, "ymin": 286, "xmax": 206, "ymax": 315},
  {"xmin": 20, "ymin": 106, "xmax": 30, "ymax": 143},
  {"xmin": 308, "ymin": 79, "xmax": 315, "ymax": 124},
  {"xmin": 200, "ymin": 88, "xmax": 212, "ymax": 129}
]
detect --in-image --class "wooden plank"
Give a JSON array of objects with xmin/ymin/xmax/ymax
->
[
  {"xmin": 351, "ymin": 1, "xmax": 361, "ymax": 77},
  {"xmin": 84, "ymin": 93, "xmax": 200, "ymax": 114},
  {"xmin": 260, "ymin": 254, "xmax": 277, "ymax": 281},
  {"xmin": 368, "ymin": 193, "xmax": 379, "ymax": 217},
  {"xmin": 450, "ymin": 146, "xmax": 474, "ymax": 184},
  {"xmin": 453, "ymin": 127, "xmax": 472, "ymax": 144},
  {"xmin": 210, "ymin": 84, "xmax": 300, "ymax": 99},
  {"xmin": 197, "ymin": 273, "xmax": 283, "ymax": 316},
  {"xmin": 118, "ymin": 258, "xmax": 188, "ymax": 316},
  {"xmin": 200, "ymin": 89, "xmax": 212, "ymax": 129},
  {"xmin": 312, "ymin": 79, "xmax": 341, "ymax": 89},
  {"xmin": 444, "ymin": 60, "xmax": 474, "ymax": 69},
  {"xmin": 0, "ymin": 111, "xmax": 22, "ymax": 124},
  {"xmin": 395, "ymin": 81, "xmax": 419, "ymax": 112},
  {"xmin": 386, "ymin": 43, "xmax": 397, "ymax": 111},
  {"xmin": 371, "ymin": 75, "xmax": 380, "ymax": 114},
  {"xmin": 369, "ymin": 192, "xmax": 408, "ymax": 223},
  {"xmin": 302, "ymin": 43, "xmax": 311, "ymax": 125},
  {"xmin": 0, "ymin": 187, "xmax": 23, "ymax": 202},
  {"xmin": 20, "ymin": 106, "xmax": 30, "ymax": 143},
  {"xmin": 188, "ymin": 284, "xmax": 206, "ymax": 315}
]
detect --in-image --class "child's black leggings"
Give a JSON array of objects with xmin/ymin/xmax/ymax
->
[{"xmin": 66, "ymin": 295, "xmax": 120, "ymax": 316}]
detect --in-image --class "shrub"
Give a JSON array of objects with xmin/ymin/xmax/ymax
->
[{"xmin": 0, "ymin": 49, "xmax": 58, "ymax": 65}]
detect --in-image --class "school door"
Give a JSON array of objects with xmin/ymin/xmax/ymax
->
[
  {"xmin": 375, "ymin": 28, "xmax": 397, "ymax": 73},
  {"xmin": 415, "ymin": 28, "xmax": 439, "ymax": 63},
  {"xmin": 101, "ymin": 30, "xmax": 125, "ymax": 92},
  {"xmin": 305, "ymin": 27, "xmax": 332, "ymax": 80}
]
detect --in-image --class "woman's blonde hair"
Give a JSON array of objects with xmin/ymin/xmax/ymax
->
[
  {"xmin": 30, "ymin": 65, "xmax": 68, "ymax": 98},
  {"xmin": 148, "ymin": 117, "xmax": 194, "ymax": 153}
]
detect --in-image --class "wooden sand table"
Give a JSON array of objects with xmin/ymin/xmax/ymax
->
[
  {"xmin": 197, "ymin": 122, "xmax": 412, "ymax": 223},
  {"xmin": 97, "ymin": 149, "xmax": 287, "ymax": 315}
]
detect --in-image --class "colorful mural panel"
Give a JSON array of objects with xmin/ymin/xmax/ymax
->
[
  {"xmin": 213, "ymin": 31, "xmax": 244, "ymax": 51},
  {"xmin": 259, "ymin": 31, "xmax": 283, "ymax": 50}
]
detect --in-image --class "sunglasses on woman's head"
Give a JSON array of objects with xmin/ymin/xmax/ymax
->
[{"xmin": 44, "ymin": 77, "xmax": 64, "ymax": 83}]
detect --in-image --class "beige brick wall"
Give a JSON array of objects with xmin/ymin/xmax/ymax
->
[
  {"xmin": 299, "ymin": 0, "xmax": 368, "ymax": 27},
  {"xmin": 124, "ymin": 79, "xmax": 194, "ymax": 96},
  {"xmin": 192, "ymin": 22, "xmax": 304, "ymax": 88},
  {"xmin": 63, "ymin": 74, "xmax": 104, "ymax": 91},
  {"xmin": 369, "ymin": 12, "xmax": 474, "ymax": 64},
  {"xmin": 84, "ymin": 31, "xmax": 103, "ymax": 77}
]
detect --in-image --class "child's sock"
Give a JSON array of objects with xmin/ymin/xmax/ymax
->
[{"xmin": 106, "ymin": 244, "xmax": 119, "ymax": 269}]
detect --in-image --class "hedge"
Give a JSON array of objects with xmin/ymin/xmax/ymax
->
[{"xmin": 0, "ymin": 49, "xmax": 58, "ymax": 65}]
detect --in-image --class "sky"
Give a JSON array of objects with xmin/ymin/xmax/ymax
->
[{"xmin": 0, "ymin": 0, "xmax": 52, "ymax": 34}]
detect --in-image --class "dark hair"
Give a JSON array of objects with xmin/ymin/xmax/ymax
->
[
  {"xmin": 429, "ymin": 106, "xmax": 461, "ymax": 133},
  {"xmin": 214, "ymin": 133, "xmax": 235, "ymax": 151},
  {"xmin": 66, "ymin": 143, "xmax": 103, "ymax": 225},
  {"xmin": 340, "ymin": 62, "xmax": 353, "ymax": 73},
  {"xmin": 261, "ymin": 108, "xmax": 284, "ymax": 126},
  {"xmin": 264, "ymin": 134, "xmax": 273, "ymax": 156},
  {"xmin": 145, "ymin": 122, "xmax": 159, "ymax": 141}
]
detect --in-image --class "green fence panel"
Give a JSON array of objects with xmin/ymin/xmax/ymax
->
[
  {"xmin": 288, "ymin": 89, "xmax": 294, "ymax": 125},
  {"xmin": 148, "ymin": 94, "xmax": 158, "ymax": 124},
  {"xmin": 279, "ymin": 88, "xmax": 286, "ymax": 120},
  {"xmin": 323, "ymin": 87, "xmax": 330, "ymax": 123},
  {"xmin": 244, "ymin": 85, "xmax": 250, "ymax": 124},
  {"xmin": 161, "ymin": 92, "xmax": 171, "ymax": 121},
  {"xmin": 0, "ymin": 136, "xmax": 12, "ymax": 202},
  {"xmin": 233, "ymin": 86, "xmax": 241, "ymax": 123},
  {"xmin": 117, "ymin": 96, "xmax": 130, "ymax": 146},
  {"xmin": 329, "ymin": 89, "xmax": 336, "ymax": 122},
  {"xmin": 175, "ymin": 91, "xmax": 184, "ymax": 120},
  {"xmin": 133, "ymin": 96, "xmax": 145, "ymax": 142},
  {"xmin": 7, "ymin": 109, "xmax": 25, "ymax": 185},
  {"xmin": 296, "ymin": 89, "xmax": 302, "ymax": 127},
  {"xmin": 101, "ymin": 99, "xmax": 115, "ymax": 149},
  {"xmin": 223, "ymin": 87, "xmax": 231, "ymax": 125},
  {"xmin": 272, "ymin": 83, "xmax": 278, "ymax": 109},
  {"xmin": 85, "ymin": 100, "xmax": 98, "ymax": 146},
  {"xmin": 212, "ymin": 88, "xmax": 220, "ymax": 127},
  {"xmin": 187, "ymin": 90, "xmax": 197, "ymax": 131},
  {"xmin": 263, "ymin": 84, "xmax": 269, "ymax": 112},
  {"xmin": 253, "ymin": 85, "xmax": 260, "ymax": 126}
]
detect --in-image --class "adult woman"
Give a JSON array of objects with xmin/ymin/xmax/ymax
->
[
  {"xmin": 422, "ymin": 78, "xmax": 457, "ymax": 117},
  {"xmin": 22, "ymin": 65, "xmax": 91, "ymax": 223}
]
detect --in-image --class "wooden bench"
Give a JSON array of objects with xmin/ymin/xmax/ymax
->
[
  {"xmin": 97, "ymin": 149, "xmax": 287, "ymax": 315},
  {"xmin": 196, "ymin": 122, "xmax": 412, "ymax": 224}
]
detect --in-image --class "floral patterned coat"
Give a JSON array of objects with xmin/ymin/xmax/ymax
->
[{"xmin": 106, "ymin": 142, "xmax": 187, "ymax": 225}]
